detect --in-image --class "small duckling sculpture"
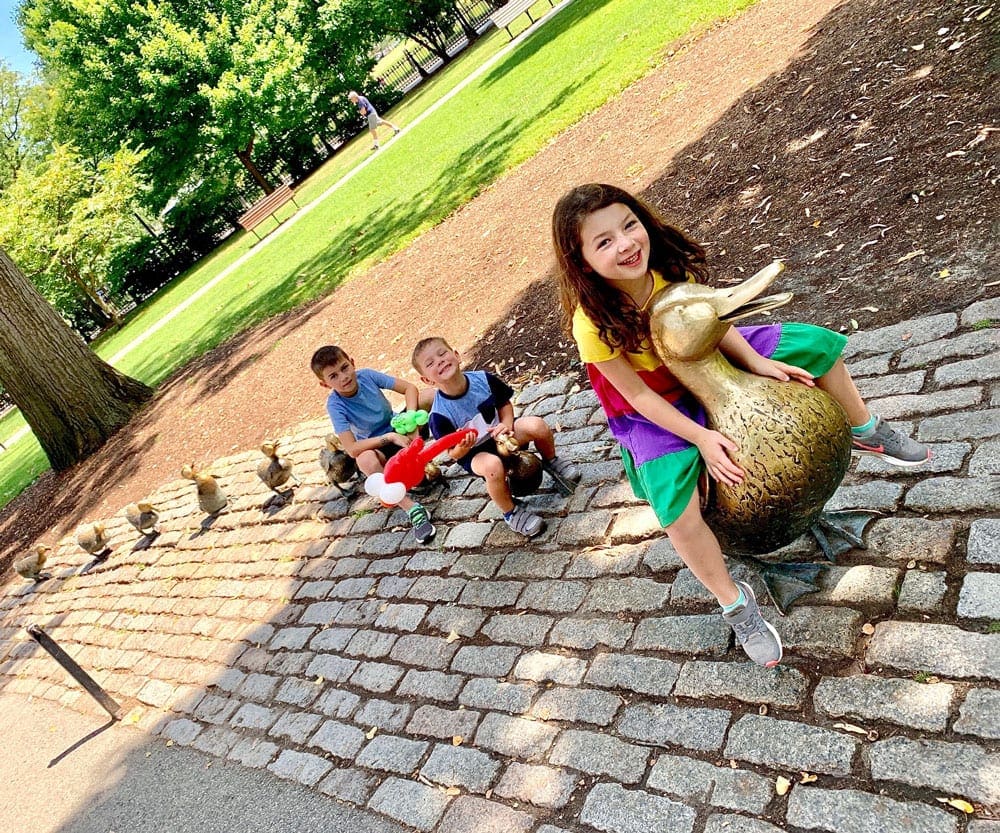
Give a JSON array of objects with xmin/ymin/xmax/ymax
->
[
  {"xmin": 318, "ymin": 433, "xmax": 358, "ymax": 496},
  {"xmin": 257, "ymin": 440, "xmax": 299, "ymax": 500},
  {"xmin": 495, "ymin": 433, "xmax": 543, "ymax": 497},
  {"xmin": 15, "ymin": 544, "xmax": 51, "ymax": 581},
  {"xmin": 181, "ymin": 464, "xmax": 228, "ymax": 516},
  {"xmin": 125, "ymin": 501, "xmax": 160, "ymax": 537},
  {"xmin": 649, "ymin": 262, "xmax": 870, "ymax": 612},
  {"xmin": 77, "ymin": 522, "xmax": 112, "ymax": 561}
]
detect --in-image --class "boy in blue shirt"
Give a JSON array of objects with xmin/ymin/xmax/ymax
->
[
  {"xmin": 311, "ymin": 345, "xmax": 435, "ymax": 544},
  {"xmin": 412, "ymin": 337, "xmax": 580, "ymax": 538}
]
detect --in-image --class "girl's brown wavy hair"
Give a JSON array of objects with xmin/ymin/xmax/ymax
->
[{"xmin": 552, "ymin": 183, "xmax": 707, "ymax": 354}]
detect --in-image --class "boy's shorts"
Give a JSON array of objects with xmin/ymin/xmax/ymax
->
[
  {"xmin": 623, "ymin": 322, "xmax": 847, "ymax": 527},
  {"xmin": 454, "ymin": 437, "xmax": 500, "ymax": 475},
  {"xmin": 378, "ymin": 441, "xmax": 405, "ymax": 461}
]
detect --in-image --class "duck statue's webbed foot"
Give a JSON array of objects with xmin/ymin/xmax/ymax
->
[{"xmin": 810, "ymin": 509, "xmax": 879, "ymax": 561}]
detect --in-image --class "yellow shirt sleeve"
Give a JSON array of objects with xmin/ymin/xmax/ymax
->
[{"xmin": 572, "ymin": 305, "xmax": 620, "ymax": 364}]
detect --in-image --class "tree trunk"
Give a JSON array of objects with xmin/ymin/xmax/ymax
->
[
  {"xmin": 0, "ymin": 247, "xmax": 152, "ymax": 470},
  {"xmin": 235, "ymin": 137, "xmax": 274, "ymax": 195}
]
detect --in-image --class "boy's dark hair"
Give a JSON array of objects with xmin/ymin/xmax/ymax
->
[
  {"xmin": 411, "ymin": 336, "xmax": 452, "ymax": 373},
  {"xmin": 551, "ymin": 183, "xmax": 707, "ymax": 355},
  {"xmin": 310, "ymin": 345, "xmax": 349, "ymax": 377}
]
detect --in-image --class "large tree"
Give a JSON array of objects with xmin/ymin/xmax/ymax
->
[{"xmin": 0, "ymin": 246, "xmax": 152, "ymax": 470}]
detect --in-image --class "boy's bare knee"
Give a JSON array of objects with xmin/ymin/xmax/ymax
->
[
  {"xmin": 475, "ymin": 455, "xmax": 506, "ymax": 481},
  {"xmin": 357, "ymin": 451, "xmax": 384, "ymax": 475},
  {"xmin": 515, "ymin": 416, "xmax": 552, "ymax": 442}
]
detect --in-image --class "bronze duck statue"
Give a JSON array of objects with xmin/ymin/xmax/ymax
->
[
  {"xmin": 648, "ymin": 262, "xmax": 871, "ymax": 612},
  {"xmin": 318, "ymin": 433, "xmax": 359, "ymax": 497},
  {"xmin": 257, "ymin": 440, "xmax": 299, "ymax": 502},
  {"xmin": 181, "ymin": 464, "xmax": 229, "ymax": 516}
]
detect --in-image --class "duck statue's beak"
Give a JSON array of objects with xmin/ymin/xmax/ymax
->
[{"xmin": 716, "ymin": 261, "xmax": 794, "ymax": 323}]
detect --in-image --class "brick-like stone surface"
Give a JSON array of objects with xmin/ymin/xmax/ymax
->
[
  {"xmin": 954, "ymin": 688, "xmax": 1000, "ymax": 739},
  {"xmin": 632, "ymin": 615, "xmax": 731, "ymax": 656},
  {"xmin": 315, "ymin": 688, "xmax": 360, "ymax": 718},
  {"xmin": 549, "ymin": 729, "xmax": 649, "ymax": 784},
  {"xmin": 647, "ymin": 754, "xmax": 771, "ymax": 813},
  {"xmin": 530, "ymin": 686, "xmax": 622, "ymax": 725},
  {"xmin": 814, "ymin": 674, "xmax": 954, "ymax": 732},
  {"xmin": 269, "ymin": 711, "xmax": 323, "ymax": 744},
  {"xmin": 355, "ymin": 734, "xmax": 429, "ymax": 775},
  {"xmin": 580, "ymin": 782, "xmax": 696, "ymax": 833},
  {"xmin": 704, "ymin": 815, "xmax": 785, "ymax": 833},
  {"xmin": 267, "ymin": 749, "xmax": 332, "ymax": 787},
  {"xmin": 231, "ymin": 702, "xmax": 279, "ymax": 731},
  {"xmin": 349, "ymin": 661, "xmax": 405, "ymax": 693},
  {"xmin": 436, "ymin": 795, "xmax": 535, "ymax": 833},
  {"xmin": 495, "ymin": 762, "xmax": 578, "ymax": 808},
  {"xmin": 228, "ymin": 737, "xmax": 279, "ymax": 768},
  {"xmin": 317, "ymin": 767, "xmax": 378, "ymax": 805},
  {"xmin": 968, "ymin": 518, "xmax": 1000, "ymax": 564},
  {"xmin": 898, "ymin": 569, "xmax": 948, "ymax": 613},
  {"xmin": 724, "ymin": 715, "xmax": 858, "ymax": 775},
  {"xmin": 309, "ymin": 719, "xmax": 365, "ymax": 760},
  {"xmin": 674, "ymin": 661, "xmax": 809, "ymax": 707},
  {"xmin": 617, "ymin": 701, "xmax": 731, "ymax": 752},
  {"xmin": 787, "ymin": 786, "xmax": 957, "ymax": 833},
  {"xmin": 459, "ymin": 678, "xmax": 537, "ymax": 713},
  {"xmin": 474, "ymin": 712, "xmax": 558, "ymax": 761},
  {"xmin": 162, "ymin": 718, "xmax": 201, "ymax": 745},
  {"xmin": 513, "ymin": 651, "xmax": 587, "ymax": 685},
  {"xmin": 375, "ymin": 603, "xmax": 428, "ymax": 632},
  {"xmin": 482, "ymin": 613, "xmax": 553, "ymax": 646},
  {"xmin": 869, "ymin": 736, "xmax": 1000, "ymax": 804},
  {"xmin": 354, "ymin": 699, "xmax": 412, "ymax": 732},
  {"xmin": 957, "ymin": 572, "xmax": 1000, "ymax": 619},
  {"xmin": 868, "ymin": 622, "xmax": 1000, "ymax": 679},
  {"xmin": 406, "ymin": 704, "xmax": 480, "ymax": 740},
  {"xmin": 367, "ymin": 777, "xmax": 451, "ymax": 832},
  {"xmin": 516, "ymin": 580, "xmax": 587, "ymax": 612},
  {"xmin": 389, "ymin": 634, "xmax": 459, "ymax": 669},
  {"xmin": 397, "ymin": 669, "xmax": 464, "ymax": 702},
  {"xmin": 420, "ymin": 743, "xmax": 500, "ymax": 793},
  {"xmin": 451, "ymin": 644, "xmax": 521, "ymax": 677},
  {"xmin": 866, "ymin": 518, "xmax": 956, "ymax": 563},
  {"xmin": 582, "ymin": 577, "xmax": 670, "ymax": 612},
  {"xmin": 771, "ymin": 605, "xmax": 862, "ymax": 659},
  {"xmin": 549, "ymin": 617, "xmax": 634, "ymax": 649},
  {"xmin": 586, "ymin": 652, "xmax": 680, "ymax": 697},
  {"xmin": 905, "ymin": 476, "xmax": 1000, "ymax": 512}
]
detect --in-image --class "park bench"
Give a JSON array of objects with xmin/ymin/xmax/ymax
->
[
  {"xmin": 490, "ymin": 0, "xmax": 555, "ymax": 40},
  {"xmin": 237, "ymin": 182, "xmax": 301, "ymax": 243}
]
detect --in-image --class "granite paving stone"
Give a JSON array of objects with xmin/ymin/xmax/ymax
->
[
  {"xmin": 617, "ymin": 701, "xmax": 730, "ymax": 751},
  {"xmin": 581, "ymin": 576, "xmax": 671, "ymax": 612},
  {"xmin": 548, "ymin": 728, "xmax": 649, "ymax": 783},
  {"xmin": 580, "ymin": 782, "xmax": 696, "ymax": 833},
  {"xmin": 451, "ymin": 645, "xmax": 521, "ymax": 677},
  {"xmin": 529, "ymin": 686, "xmax": 622, "ymax": 725},
  {"xmin": 346, "ymin": 629, "xmax": 398, "ymax": 658},
  {"xmin": 389, "ymin": 634, "xmax": 459, "ymax": 669},
  {"xmin": 457, "ymin": 580, "xmax": 525, "ymax": 608},
  {"xmin": 406, "ymin": 704, "xmax": 480, "ymax": 740},
  {"xmin": 703, "ymin": 816, "xmax": 785, "ymax": 833},
  {"xmin": 494, "ymin": 762, "xmax": 578, "ymax": 809},
  {"xmin": 367, "ymin": 777, "xmax": 451, "ymax": 832},
  {"xmin": 435, "ymin": 796, "xmax": 534, "ymax": 833},
  {"xmin": 482, "ymin": 612, "xmax": 553, "ymax": 646},
  {"xmin": 674, "ymin": 661, "xmax": 809, "ymax": 707},
  {"xmin": 374, "ymin": 603, "xmax": 428, "ymax": 632},
  {"xmin": 813, "ymin": 674, "xmax": 953, "ymax": 731},
  {"xmin": 548, "ymin": 616, "xmax": 634, "ymax": 649},
  {"xmin": 919, "ymin": 410, "xmax": 1000, "ymax": 442},
  {"xmin": 516, "ymin": 580, "xmax": 588, "ymax": 612},
  {"xmin": 315, "ymin": 688, "xmax": 361, "ymax": 718},
  {"xmin": 459, "ymin": 678, "xmax": 537, "ymax": 713},
  {"xmin": 397, "ymin": 669, "xmax": 465, "ymax": 702},
  {"xmin": 586, "ymin": 652, "xmax": 681, "ymax": 697},
  {"xmin": 967, "ymin": 518, "xmax": 1000, "ymax": 564},
  {"xmin": 957, "ymin": 571, "xmax": 1000, "ymax": 619},
  {"xmin": 355, "ymin": 734, "xmax": 429, "ymax": 775},
  {"xmin": 425, "ymin": 604, "xmax": 486, "ymax": 636},
  {"xmin": 969, "ymin": 440, "xmax": 1000, "ymax": 476},
  {"xmin": 953, "ymin": 687, "xmax": 1000, "ymax": 740},
  {"xmin": 354, "ymin": 699, "xmax": 412, "ymax": 732},
  {"xmin": 897, "ymin": 570, "xmax": 948, "ymax": 613},
  {"xmin": 868, "ymin": 736, "xmax": 1000, "ymax": 804},
  {"xmin": 419, "ymin": 743, "xmax": 501, "ymax": 793},
  {"xmin": 647, "ymin": 754, "xmax": 771, "ymax": 813},
  {"xmin": 309, "ymin": 719, "xmax": 366, "ymax": 760},
  {"xmin": 867, "ymin": 622, "xmax": 1000, "ymax": 679},
  {"xmin": 473, "ymin": 712, "xmax": 558, "ymax": 761},
  {"xmin": 408, "ymin": 577, "xmax": 467, "ymax": 602},
  {"xmin": 725, "ymin": 715, "xmax": 859, "ymax": 775},
  {"xmin": 317, "ymin": 767, "xmax": 379, "ymax": 805},
  {"xmin": 513, "ymin": 650, "xmax": 588, "ymax": 685},
  {"xmin": 231, "ymin": 702, "xmax": 279, "ymax": 730},
  {"xmin": 267, "ymin": 749, "xmax": 332, "ymax": 787},
  {"xmin": 632, "ymin": 615, "xmax": 731, "ymax": 656},
  {"xmin": 269, "ymin": 710, "xmax": 323, "ymax": 743},
  {"xmin": 497, "ymin": 550, "xmax": 572, "ymax": 578},
  {"xmin": 787, "ymin": 786, "xmax": 957, "ymax": 833},
  {"xmin": 348, "ymin": 661, "xmax": 405, "ymax": 693}
]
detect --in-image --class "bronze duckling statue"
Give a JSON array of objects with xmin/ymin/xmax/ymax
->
[
  {"xmin": 648, "ymin": 262, "xmax": 869, "ymax": 611},
  {"xmin": 318, "ymin": 433, "xmax": 358, "ymax": 496},
  {"xmin": 15, "ymin": 544, "xmax": 51, "ymax": 581},
  {"xmin": 257, "ymin": 440, "xmax": 299, "ymax": 500},
  {"xmin": 495, "ymin": 432, "xmax": 543, "ymax": 497},
  {"xmin": 181, "ymin": 464, "xmax": 228, "ymax": 516},
  {"xmin": 77, "ymin": 521, "xmax": 112, "ymax": 561},
  {"xmin": 125, "ymin": 501, "xmax": 160, "ymax": 537}
]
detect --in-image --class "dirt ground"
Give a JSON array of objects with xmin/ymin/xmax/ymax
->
[{"xmin": 1, "ymin": 0, "xmax": 996, "ymax": 572}]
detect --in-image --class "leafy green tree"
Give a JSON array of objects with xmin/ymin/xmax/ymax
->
[
  {"xmin": 0, "ymin": 143, "xmax": 148, "ymax": 329},
  {"xmin": 0, "ymin": 245, "xmax": 152, "ymax": 470},
  {"xmin": 356, "ymin": 0, "xmax": 476, "ymax": 64},
  {"xmin": 0, "ymin": 61, "xmax": 49, "ymax": 191}
]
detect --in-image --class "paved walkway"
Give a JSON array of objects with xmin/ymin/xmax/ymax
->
[{"xmin": 2, "ymin": 299, "xmax": 999, "ymax": 833}]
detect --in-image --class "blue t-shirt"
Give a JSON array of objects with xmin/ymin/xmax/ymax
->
[
  {"xmin": 327, "ymin": 368, "xmax": 396, "ymax": 439},
  {"xmin": 356, "ymin": 95, "xmax": 375, "ymax": 117},
  {"xmin": 428, "ymin": 371, "xmax": 514, "ymax": 448}
]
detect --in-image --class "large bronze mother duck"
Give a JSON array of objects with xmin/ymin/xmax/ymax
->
[{"xmin": 649, "ymin": 262, "xmax": 871, "ymax": 612}]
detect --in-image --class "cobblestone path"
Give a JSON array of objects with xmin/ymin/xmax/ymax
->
[{"xmin": 2, "ymin": 300, "xmax": 998, "ymax": 833}]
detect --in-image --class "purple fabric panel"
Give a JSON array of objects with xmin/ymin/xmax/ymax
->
[
  {"xmin": 738, "ymin": 323, "xmax": 782, "ymax": 359},
  {"xmin": 606, "ymin": 393, "xmax": 707, "ymax": 466}
]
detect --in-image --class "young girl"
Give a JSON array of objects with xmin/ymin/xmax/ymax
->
[{"xmin": 552, "ymin": 183, "xmax": 929, "ymax": 667}]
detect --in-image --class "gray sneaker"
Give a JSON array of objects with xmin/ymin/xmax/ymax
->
[
  {"xmin": 504, "ymin": 503, "xmax": 545, "ymax": 538},
  {"xmin": 541, "ymin": 455, "xmax": 581, "ymax": 495},
  {"xmin": 722, "ymin": 581, "xmax": 783, "ymax": 668},
  {"xmin": 852, "ymin": 417, "xmax": 930, "ymax": 467}
]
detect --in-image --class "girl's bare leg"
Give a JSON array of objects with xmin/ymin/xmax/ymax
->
[
  {"xmin": 665, "ymin": 491, "xmax": 739, "ymax": 606},
  {"xmin": 817, "ymin": 358, "xmax": 869, "ymax": 425}
]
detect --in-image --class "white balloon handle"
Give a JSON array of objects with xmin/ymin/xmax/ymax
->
[{"xmin": 364, "ymin": 473, "xmax": 385, "ymax": 497}]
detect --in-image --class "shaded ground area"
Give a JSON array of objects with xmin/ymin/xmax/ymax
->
[{"xmin": 1, "ymin": 0, "xmax": 996, "ymax": 571}]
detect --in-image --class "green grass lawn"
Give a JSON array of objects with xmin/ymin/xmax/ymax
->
[{"xmin": 0, "ymin": 0, "xmax": 756, "ymax": 509}]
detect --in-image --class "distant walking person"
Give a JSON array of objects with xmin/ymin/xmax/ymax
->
[{"xmin": 348, "ymin": 90, "xmax": 401, "ymax": 151}]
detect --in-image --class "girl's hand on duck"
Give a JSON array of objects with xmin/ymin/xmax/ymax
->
[
  {"xmin": 697, "ymin": 431, "xmax": 744, "ymax": 486},
  {"xmin": 751, "ymin": 357, "xmax": 815, "ymax": 386}
]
